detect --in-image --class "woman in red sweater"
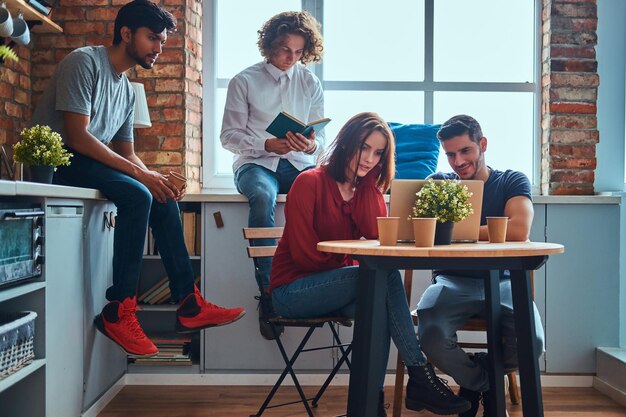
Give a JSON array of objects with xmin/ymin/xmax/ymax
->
[{"xmin": 270, "ymin": 112, "xmax": 470, "ymax": 416}]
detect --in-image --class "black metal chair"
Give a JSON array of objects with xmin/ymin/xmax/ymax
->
[{"xmin": 243, "ymin": 227, "xmax": 353, "ymax": 417}]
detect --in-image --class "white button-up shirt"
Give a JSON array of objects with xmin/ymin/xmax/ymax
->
[{"xmin": 220, "ymin": 61, "xmax": 325, "ymax": 174}]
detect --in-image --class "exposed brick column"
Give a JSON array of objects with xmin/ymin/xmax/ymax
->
[
  {"xmin": 30, "ymin": 0, "xmax": 201, "ymax": 191},
  {"xmin": 0, "ymin": 47, "xmax": 32, "ymax": 151},
  {"xmin": 541, "ymin": 0, "xmax": 598, "ymax": 195}
]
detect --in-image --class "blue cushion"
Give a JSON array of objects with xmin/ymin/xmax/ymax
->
[{"xmin": 389, "ymin": 122, "xmax": 441, "ymax": 179}]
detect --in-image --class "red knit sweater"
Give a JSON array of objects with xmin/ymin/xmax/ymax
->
[{"xmin": 270, "ymin": 166, "xmax": 387, "ymax": 292}]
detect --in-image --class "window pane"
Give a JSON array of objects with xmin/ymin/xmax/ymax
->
[
  {"xmin": 215, "ymin": 88, "xmax": 234, "ymax": 175},
  {"xmin": 433, "ymin": 92, "xmax": 534, "ymax": 178},
  {"xmin": 324, "ymin": 0, "xmax": 425, "ymax": 81},
  {"xmin": 216, "ymin": 0, "xmax": 300, "ymax": 79},
  {"xmin": 434, "ymin": 0, "xmax": 534, "ymax": 82},
  {"xmin": 324, "ymin": 91, "xmax": 424, "ymax": 144}
]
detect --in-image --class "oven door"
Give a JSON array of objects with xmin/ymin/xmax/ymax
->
[{"xmin": 0, "ymin": 205, "xmax": 44, "ymax": 287}]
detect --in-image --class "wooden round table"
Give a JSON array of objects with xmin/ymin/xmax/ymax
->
[{"xmin": 317, "ymin": 240, "xmax": 564, "ymax": 417}]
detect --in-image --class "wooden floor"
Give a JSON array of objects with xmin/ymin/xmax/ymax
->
[{"xmin": 98, "ymin": 385, "xmax": 626, "ymax": 417}]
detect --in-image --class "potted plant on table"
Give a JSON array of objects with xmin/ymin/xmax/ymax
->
[
  {"xmin": 410, "ymin": 179, "xmax": 473, "ymax": 245},
  {"xmin": 13, "ymin": 125, "xmax": 72, "ymax": 184}
]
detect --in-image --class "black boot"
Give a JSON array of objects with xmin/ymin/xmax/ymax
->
[
  {"xmin": 406, "ymin": 363, "xmax": 472, "ymax": 415},
  {"xmin": 255, "ymin": 293, "xmax": 283, "ymax": 340},
  {"xmin": 480, "ymin": 389, "xmax": 505, "ymax": 417},
  {"xmin": 378, "ymin": 390, "xmax": 389, "ymax": 417},
  {"xmin": 458, "ymin": 386, "xmax": 481, "ymax": 417}
]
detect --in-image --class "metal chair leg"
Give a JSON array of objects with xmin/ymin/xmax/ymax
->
[
  {"xmin": 311, "ymin": 323, "xmax": 353, "ymax": 406},
  {"xmin": 252, "ymin": 326, "xmax": 317, "ymax": 417}
]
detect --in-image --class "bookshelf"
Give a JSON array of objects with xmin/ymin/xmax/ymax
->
[
  {"xmin": 132, "ymin": 201, "xmax": 203, "ymax": 373},
  {"xmin": 4, "ymin": 0, "xmax": 62, "ymax": 33}
]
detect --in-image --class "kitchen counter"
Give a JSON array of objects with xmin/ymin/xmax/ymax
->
[{"xmin": 0, "ymin": 180, "xmax": 621, "ymax": 204}]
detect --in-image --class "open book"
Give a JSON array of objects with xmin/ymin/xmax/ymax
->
[{"xmin": 266, "ymin": 111, "xmax": 331, "ymax": 138}]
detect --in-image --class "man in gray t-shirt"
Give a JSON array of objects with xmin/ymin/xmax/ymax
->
[{"xmin": 31, "ymin": 0, "xmax": 244, "ymax": 358}]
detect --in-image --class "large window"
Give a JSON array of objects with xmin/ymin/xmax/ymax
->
[{"xmin": 203, "ymin": 0, "xmax": 539, "ymax": 189}]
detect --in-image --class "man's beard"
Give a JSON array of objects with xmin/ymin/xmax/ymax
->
[
  {"xmin": 127, "ymin": 43, "xmax": 154, "ymax": 70},
  {"xmin": 457, "ymin": 152, "xmax": 485, "ymax": 180}
]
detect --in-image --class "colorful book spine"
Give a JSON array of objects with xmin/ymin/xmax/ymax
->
[{"xmin": 27, "ymin": 0, "xmax": 52, "ymax": 15}]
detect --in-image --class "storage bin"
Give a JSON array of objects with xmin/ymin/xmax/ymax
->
[{"xmin": 0, "ymin": 311, "xmax": 37, "ymax": 379}]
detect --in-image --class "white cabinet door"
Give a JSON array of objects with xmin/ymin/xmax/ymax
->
[
  {"xmin": 45, "ymin": 200, "xmax": 85, "ymax": 417},
  {"xmin": 82, "ymin": 201, "xmax": 126, "ymax": 411}
]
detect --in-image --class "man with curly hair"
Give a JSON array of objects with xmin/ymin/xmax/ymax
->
[{"xmin": 220, "ymin": 11, "xmax": 326, "ymax": 340}]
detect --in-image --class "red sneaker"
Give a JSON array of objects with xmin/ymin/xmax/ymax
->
[
  {"xmin": 94, "ymin": 296, "xmax": 158, "ymax": 357},
  {"xmin": 176, "ymin": 286, "xmax": 246, "ymax": 333}
]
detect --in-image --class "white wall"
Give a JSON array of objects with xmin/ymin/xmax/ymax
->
[{"xmin": 595, "ymin": 0, "xmax": 626, "ymax": 192}]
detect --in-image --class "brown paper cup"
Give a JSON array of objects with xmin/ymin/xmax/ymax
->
[
  {"xmin": 412, "ymin": 217, "xmax": 436, "ymax": 247},
  {"xmin": 168, "ymin": 171, "xmax": 187, "ymax": 192},
  {"xmin": 377, "ymin": 217, "xmax": 400, "ymax": 246},
  {"xmin": 487, "ymin": 216, "xmax": 508, "ymax": 243}
]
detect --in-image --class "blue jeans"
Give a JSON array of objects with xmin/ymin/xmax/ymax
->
[
  {"xmin": 416, "ymin": 275, "xmax": 545, "ymax": 392},
  {"xmin": 235, "ymin": 159, "xmax": 307, "ymax": 290},
  {"xmin": 272, "ymin": 266, "xmax": 426, "ymax": 389},
  {"xmin": 54, "ymin": 151, "xmax": 195, "ymax": 302}
]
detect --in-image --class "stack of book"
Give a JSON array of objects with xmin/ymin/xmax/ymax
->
[
  {"xmin": 181, "ymin": 210, "xmax": 202, "ymax": 256},
  {"xmin": 138, "ymin": 276, "xmax": 200, "ymax": 305},
  {"xmin": 143, "ymin": 210, "xmax": 201, "ymax": 256},
  {"xmin": 132, "ymin": 334, "xmax": 193, "ymax": 366}
]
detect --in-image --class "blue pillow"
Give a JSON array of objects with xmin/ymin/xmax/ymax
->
[{"xmin": 389, "ymin": 122, "xmax": 441, "ymax": 180}]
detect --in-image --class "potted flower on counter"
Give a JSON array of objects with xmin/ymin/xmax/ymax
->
[
  {"xmin": 13, "ymin": 125, "xmax": 72, "ymax": 184},
  {"xmin": 410, "ymin": 179, "xmax": 473, "ymax": 245}
]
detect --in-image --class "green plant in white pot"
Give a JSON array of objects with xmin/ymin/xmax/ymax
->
[
  {"xmin": 13, "ymin": 125, "xmax": 72, "ymax": 183},
  {"xmin": 410, "ymin": 179, "xmax": 473, "ymax": 244}
]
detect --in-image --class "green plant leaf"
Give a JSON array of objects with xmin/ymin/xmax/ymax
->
[
  {"xmin": 13, "ymin": 125, "xmax": 72, "ymax": 167},
  {"xmin": 410, "ymin": 179, "xmax": 474, "ymax": 223}
]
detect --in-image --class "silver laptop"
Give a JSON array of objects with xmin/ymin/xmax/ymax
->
[{"xmin": 389, "ymin": 179, "xmax": 484, "ymax": 243}]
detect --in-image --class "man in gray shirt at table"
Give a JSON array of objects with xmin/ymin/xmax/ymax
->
[
  {"xmin": 416, "ymin": 114, "xmax": 544, "ymax": 417},
  {"xmin": 31, "ymin": 0, "xmax": 244, "ymax": 358}
]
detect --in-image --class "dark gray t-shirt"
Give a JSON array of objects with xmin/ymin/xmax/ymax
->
[{"xmin": 31, "ymin": 45, "xmax": 135, "ymax": 146}]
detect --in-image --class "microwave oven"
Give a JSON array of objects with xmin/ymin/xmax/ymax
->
[{"xmin": 0, "ymin": 203, "xmax": 44, "ymax": 288}]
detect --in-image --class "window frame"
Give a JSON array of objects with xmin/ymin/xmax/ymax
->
[{"xmin": 202, "ymin": 0, "xmax": 541, "ymax": 192}]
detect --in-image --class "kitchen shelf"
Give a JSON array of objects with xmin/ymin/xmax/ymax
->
[
  {"xmin": 0, "ymin": 359, "xmax": 45, "ymax": 394},
  {"xmin": 126, "ymin": 363, "xmax": 200, "ymax": 374},
  {"xmin": 0, "ymin": 281, "xmax": 45, "ymax": 303},
  {"xmin": 4, "ymin": 0, "xmax": 62, "ymax": 33}
]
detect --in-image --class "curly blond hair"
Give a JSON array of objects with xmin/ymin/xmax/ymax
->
[{"xmin": 257, "ymin": 11, "xmax": 323, "ymax": 65}]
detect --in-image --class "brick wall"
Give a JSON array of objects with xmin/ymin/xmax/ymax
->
[
  {"xmin": 0, "ymin": 46, "xmax": 32, "ymax": 154},
  {"xmin": 541, "ymin": 0, "xmax": 599, "ymax": 195},
  {"xmin": 28, "ymin": 0, "xmax": 202, "ymax": 191}
]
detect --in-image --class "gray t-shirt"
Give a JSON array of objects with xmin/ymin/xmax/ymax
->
[{"xmin": 32, "ymin": 45, "xmax": 135, "ymax": 146}]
